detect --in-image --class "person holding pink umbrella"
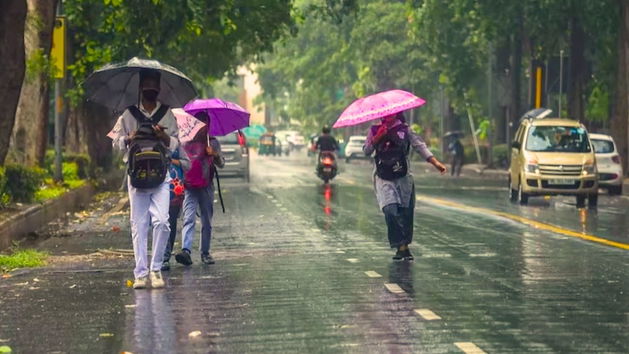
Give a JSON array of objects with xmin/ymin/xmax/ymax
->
[{"xmin": 334, "ymin": 90, "xmax": 447, "ymax": 261}]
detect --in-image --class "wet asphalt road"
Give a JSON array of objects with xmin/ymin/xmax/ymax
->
[{"xmin": 1, "ymin": 152, "xmax": 629, "ymax": 353}]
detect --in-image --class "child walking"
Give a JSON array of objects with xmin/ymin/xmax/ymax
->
[{"xmin": 175, "ymin": 114, "xmax": 224, "ymax": 266}]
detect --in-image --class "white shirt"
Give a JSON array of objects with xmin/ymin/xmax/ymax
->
[{"xmin": 110, "ymin": 101, "xmax": 180, "ymax": 162}]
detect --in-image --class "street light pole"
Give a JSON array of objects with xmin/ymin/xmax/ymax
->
[{"xmin": 559, "ymin": 49, "xmax": 564, "ymax": 117}]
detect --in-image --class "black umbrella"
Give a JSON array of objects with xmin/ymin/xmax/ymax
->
[
  {"xmin": 443, "ymin": 130, "xmax": 464, "ymax": 139},
  {"xmin": 83, "ymin": 57, "xmax": 197, "ymax": 112}
]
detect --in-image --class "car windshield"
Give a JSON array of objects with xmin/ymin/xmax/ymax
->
[
  {"xmin": 216, "ymin": 133, "xmax": 239, "ymax": 144},
  {"xmin": 591, "ymin": 139, "xmax": 614, "ymax": 153},
  {"xmin": 525, "ymin": 126, "xmax": 591, "ymax": 153}
]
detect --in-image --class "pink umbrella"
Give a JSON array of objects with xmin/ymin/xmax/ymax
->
[
  {"xmin": 333, "ymin": 89, "xmax": 426, "ymax": 128},
  {"xmin": 184, "ymin": 98, "xmax": 250, "ymax": 136},
  {"xmin": 173, "ymin": 108, "xmax": 206, "ymax": 143}
]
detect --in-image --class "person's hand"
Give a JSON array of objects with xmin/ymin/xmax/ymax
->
[
  {"xmin": 428, "ymin": 157, "xmax": 447, "ymax": 175},
  {"xmin": 153, "ymin": 125, "xmax": 170, "ymax": 145},
  {"xmin": 171, "ymin": 159, "xmax": 181, "ymax": 166},
  {"xmin": 125, "ymin": 130, "xmax": 137, "ymax": 144},
  {"xmin": 373, "ymin": 125, "xmax": 388, "ymax": 143},
  {"xmin": 206, "ymin": 146, "xmax": 217, "ymax": 156}
]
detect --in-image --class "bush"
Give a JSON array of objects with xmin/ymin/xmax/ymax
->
[
  {"xmin": 492, "ymin": 144, "xmax": 510, "ymax": 169},
  {"xmin": 0, "ymin": 168, "xmax": 9, "ymax": 208},
  {"xmin": 62, "ymin": 162, "xmax": 79, "ymax": 181},
  {"xmin": 44, "ymin": 150, "xmax": 91, "ymax": 179},
  {"xmin": 4, "ymin": 164, "xmax": 45, "ymax": 203}
]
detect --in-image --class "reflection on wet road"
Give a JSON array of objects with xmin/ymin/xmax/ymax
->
[{"xmin": 0, "ymin": 152, "xmax": 628, "ymax": 353}]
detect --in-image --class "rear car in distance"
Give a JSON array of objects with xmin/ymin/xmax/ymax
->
[
  {"xmin": 344, "ymin": 135, "xmax": 367, "ymax": 162},
  {"xmin": 216, "ymin": 130, "xmax": 250, "ymax": 181},
  {"xmin": 589, "ymin": 133, "xmax": 623, "ymax": 195}
]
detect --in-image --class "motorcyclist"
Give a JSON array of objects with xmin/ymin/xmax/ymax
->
[{"xmin": 315, "ymin": 126, "xmax": 339, "ymax": 154}]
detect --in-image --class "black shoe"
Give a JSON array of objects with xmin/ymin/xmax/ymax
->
[
  {"xmin": 175, "ymin": 249, "xmax": 193, "ymax": 266},
  {"xmin": 392, "ymin": 250, "xmax": 405, "ymax": 261},
  {"xmin": 161, "ymin": 261, "xmax": 171, "ymax": 271},
  {"xmin": 403, "ymin": 249, "xmax": 414, "ymax": 261},
  {"xmin": 201, "ymin": 254, "xmax": 215, "ymax": 265}
]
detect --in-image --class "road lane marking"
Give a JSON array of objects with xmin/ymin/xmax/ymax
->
[
  {"xmin": 469, "ymin": 253, "xmax": 497, "ymax": 257},
  {"xmin": 418, "ymin": 195, "xmax": 629, "ymax": 251},
  {"xmin": 414, "ymin": 309, "xmax": 441, "ymax": 320},
  {"xmin": 454, "ymin": 342, "xmax": 486, "ymax": 354},
  {"xmin": 384, "ymin": 283, "xmax": 405, "ymax": 294},
  {"xmin": 364, "ymin": 271, "xmax": 382, "ymax": 278},
  {"xmin": 346, "ymin": 258, "xmax": 359, "ymax": 263}
]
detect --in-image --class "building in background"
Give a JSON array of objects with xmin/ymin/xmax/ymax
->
[{"xmin": 237, "ymin": 65, "xmax": 270, "ymax": 126}]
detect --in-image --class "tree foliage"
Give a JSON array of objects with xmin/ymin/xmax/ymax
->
[{"xmin": 64, "ymin": 0, "xmax": 296, "ymax": 103}]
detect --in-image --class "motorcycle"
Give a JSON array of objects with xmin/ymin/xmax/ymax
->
[{"xmin": 316, "ymin": 151, "xmax": 338, "ymax": 183}]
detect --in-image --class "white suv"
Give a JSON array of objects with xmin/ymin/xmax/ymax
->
[
  {"xmin": 344, "ymin": 135, "xmax": 367, "ymax": 162},
  {"xmin": 590, "ymin": 133, "xmax": 623, "ymax": 195}
]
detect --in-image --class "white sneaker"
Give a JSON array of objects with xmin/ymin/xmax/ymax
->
[
  {"xmin": 150, "ymin": 271, "xmax": 165, "ymax": 288},
  {"xmin": 133, "ymin": 276, "xmax": 148, "ymax": 289}
]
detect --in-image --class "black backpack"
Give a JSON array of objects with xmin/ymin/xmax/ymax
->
[
  {"xmin": 127, "ymin": 105, "xmax": 171, "ymax": 189},
  {"xmin": 374, "ymin": 124, "xmax": 410, "ymax": 181}
]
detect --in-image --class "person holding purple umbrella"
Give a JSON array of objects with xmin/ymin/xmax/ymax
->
[
  {"xmin": 363, "ymin": 112, "xmax": 447, "ymax": 261},
  {"xmin": 175, "ymin": 112, "xmax": 225, "ymax": 266}
]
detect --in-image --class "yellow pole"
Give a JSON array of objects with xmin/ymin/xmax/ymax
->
[{"xmin": 535, "ymin": 67, "xmax": 543, "ymax": 108}]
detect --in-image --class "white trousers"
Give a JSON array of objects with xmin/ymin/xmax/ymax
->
[{"xmin": 128, "ymin": 179, "xmax": 171, "ymax": 278}]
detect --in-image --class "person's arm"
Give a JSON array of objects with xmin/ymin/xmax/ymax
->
[
  {"xmin": 156, "ymin": 110, "xmax": 179, "ymax": 152},
  {"xmin": 410, "ymin": 133, "xmax": 446, "ymax": 174},
  {"xmin": 111, "ymin": 111, "xmax": 132, "ymax": 153},
  {"xmin": 207, "ymin": 139, "xmax": 225, "ymax": 168},
  {"xmin": 176, "ymin": 145, "xmax": 192, "ymax": 172}
]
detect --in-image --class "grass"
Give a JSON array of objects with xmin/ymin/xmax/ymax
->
[
  {"xmin": 0, "ymin": 249, "xmax": 48, "ymax": 272},
  {"xmin": 35, "ymin": 179, "xmax": 87, "ymax": 202}
]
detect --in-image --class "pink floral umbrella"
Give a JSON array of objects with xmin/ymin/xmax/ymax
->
[{"xmin": 333, "ymin": 89, "xmax": 426, "ymax": 128}]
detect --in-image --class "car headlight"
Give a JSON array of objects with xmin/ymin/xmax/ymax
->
[
  {"xmin": 582, "ymin": 164, "xmax": 596, "ymax": 175},
  {"xmin": 526, "ymin": 164, "xmax": 539, "ymax": 174}
]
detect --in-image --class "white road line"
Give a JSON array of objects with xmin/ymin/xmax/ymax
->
[
  {"xmin": 364, "ymin": 271, "xmax": 382, "ymax": 278},
  {"xmin": 346, "ymin": 258, "xmax": 359, "ymax": 263},
  {"xmin": 414, "ymin": 309, "xmax": 441, "ymax": 320},
  {"xmin": 334, "ymin": 250, "xmax": 346, "ymax": 254},
  {"xmin": 384, "ymin": 283, "xmax": 405, "ymax": 294},
  {"xmin": 469, "ymin": 253, "xmax": 497, "ymax": 257},
  {"xmin": 454, "ymin": 342, "xmax": 486, "ymax": 354}
]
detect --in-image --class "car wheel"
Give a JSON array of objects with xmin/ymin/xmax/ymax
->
[
  {"xmin": 608, "ymin": 185, "xmax": 622, "ymax": 195},
  {"xmin": 576, "ymin": 195, "xmax": 586, "ymax": 208},
  {"xmin": 518, "ymin": 181, "xmax": 528, "ymax": 205},
  {"xmin": 588, "ymin": 193, "xmax": 598, "ymax": 208}
]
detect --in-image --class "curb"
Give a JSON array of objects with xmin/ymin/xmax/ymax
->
[{"xmin": 0, "ymin": 184, "xmax": 96, "ymax": 251}]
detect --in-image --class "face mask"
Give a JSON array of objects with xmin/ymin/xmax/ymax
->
[{"xmin": 142, "ymin": 89, "xmax": 159, "ymax": 101}]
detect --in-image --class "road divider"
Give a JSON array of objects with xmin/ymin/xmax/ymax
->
[{"xmin": 418, "ymin": 195, "xmax": 629, "ymax": 251}]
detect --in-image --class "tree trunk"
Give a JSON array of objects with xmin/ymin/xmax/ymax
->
[
  {"xmin": 0, "ymin": 0, "xmax": 28, "ymax": 165},
  {"xmin": 611, "ymin": 0, "xmax": 629, "ymax": 175},
  {"xmin": 9, "ymin": 0, "xmax": 57, "ymax": 166},
  {"xmin": 509, "ymin": 26, "xmax": 523, "ymax": 131},
  {"xmin": 65, "ymin": 102, "xmax": 114, "ymax": 171},
  {"xmin": 567, "ymin": 16, "xmax": 587, "ymax": 123}
]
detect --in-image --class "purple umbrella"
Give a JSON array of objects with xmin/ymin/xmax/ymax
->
[{"xmin": 183, "ymin": 98, "xmax": 250, "ymax": 136}]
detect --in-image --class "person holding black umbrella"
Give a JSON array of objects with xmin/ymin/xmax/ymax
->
[{"xmin": 110, "ymin": 69, "xmax": 180, "ymax": 289}]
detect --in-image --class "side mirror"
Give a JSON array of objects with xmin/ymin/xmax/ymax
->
[{"xmin": 511, "ymin": 141, "xmax": 521, "ymax": 149}]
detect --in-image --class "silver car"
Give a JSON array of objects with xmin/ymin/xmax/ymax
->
[{"xmin": 216, "ymin": 131, "xmax": 250, "ymax": 182}]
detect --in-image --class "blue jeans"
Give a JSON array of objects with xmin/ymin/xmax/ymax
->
[{"xmin": 181, "ymin": 186, "xmax": 215, "ymax": 256}]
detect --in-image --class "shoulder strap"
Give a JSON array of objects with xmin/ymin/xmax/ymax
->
[
  {"xmin": 152, "ymin": 104, "xmax": 170, "ymax": 122},
  {"xmin": 127, "ymin": 104, "xmax": 170, "ymax": 124},
  {"xmin": 127, "ymin": 106, "xmax": 148, "ymax": 123}
]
